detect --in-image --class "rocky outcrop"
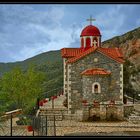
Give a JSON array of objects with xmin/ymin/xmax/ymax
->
[{"xmin": 102, "ymin": 27, "xmax": 140, "ymax": 98}]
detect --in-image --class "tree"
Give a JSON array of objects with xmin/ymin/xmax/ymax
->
[
  {"xmin": 0, "ymin": 66, "xmax": 45, "ymax": 115},
  {"xmin": 123, "ymin": 59, "xmax": 139, "ymax": 98}
]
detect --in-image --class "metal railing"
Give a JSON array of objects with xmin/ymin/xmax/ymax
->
[{"xmin": 1, "ymin": 109, "xmax": 140, "ymax": 136}]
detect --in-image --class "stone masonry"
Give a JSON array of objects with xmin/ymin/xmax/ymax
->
[{"xmin": 66, "ymin": 51, "xmax": 124, "ymax": 120}]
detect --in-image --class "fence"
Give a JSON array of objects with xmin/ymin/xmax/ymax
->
[
  {"xmin": 0, "ymin": 109, "xmax": 64, "ymax": 136},
  {"xmin": 0, "ymin": 87, "xmax": 64, "ymax": 136},
  {"xmin": 1, "ymin": 113, "xmax": 140, "ymax": 136},
  {"xmin": 1, "ymin": 105, "xmax": 140, "ymax": 136}
]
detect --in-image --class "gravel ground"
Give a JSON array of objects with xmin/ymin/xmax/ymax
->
[
  {"xmin": 1, "ymin": 119, "xmax": 140, "ymax": 136},
  {"xmin": 64, "ymin": 131, "xmax": 140, "ymax": 136},
  {"xmin": 54, "ymin": 120, "xmax": 140, "ymax": 136}
]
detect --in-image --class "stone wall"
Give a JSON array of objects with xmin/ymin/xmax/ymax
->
[
  {"xmin": 106, "ymin": 106, "xmax": 124, "ymax": 120},
  {"xmin": 82, "ymin": 75, "xmax": 111, "ymax": 103},
  {"xmin": 87, "ymin": 105, "xmax": 124, "ymax": 121},
  {"xmin": 68, "ymin": 51, "xmax": 123, "ymax": 112},
  {"xmin": 71, "ymin": 105, "xmax": 124, "ymax": 121}
]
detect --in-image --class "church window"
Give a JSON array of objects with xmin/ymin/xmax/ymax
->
[
  {"xmin": 92, "ymin": 82, "xmax": 101, "ymax": 93},
  {"xmin": 94, "ymin": 85, "xmax": 98, "ymax": 93}
]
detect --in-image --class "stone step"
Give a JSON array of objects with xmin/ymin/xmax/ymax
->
[
  {"xmin": 40, "ymin": 94, "xmax": 66, "ymax": 110},
  {"xmin": 39, "ymin": 94, "xmax": 68, "ymax": 117},
  {"xmin": 134, "ymin": 109, "xmax": 140, "ymax": 114},
  {"xmin": 127, "ymin": 108, "xmax": 140, "ymax": 123},
  {"xmin": 129, "ymin": 112, "xmax": 139, "ymax": 116},
  {"xmin": 131, "ymin": 113, "xmax": 140, "ymax": 116},
  {"xmin": 129, "ymin": 116, "xmax": 140, "ymax": 121},
  {"xmin": 132, "ymin": 110, "xmax": 140, "ymax": 115},
  {"xmin": 129, "ymin": 116, "xmax": 140, "ymax": 118}
]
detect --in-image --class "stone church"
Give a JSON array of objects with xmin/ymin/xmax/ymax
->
[{"xmin": 61, "ymin": 18, "xmax": 125, "ymax": 121}]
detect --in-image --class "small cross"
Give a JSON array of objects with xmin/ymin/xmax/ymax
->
[
  {"xmin": 87, "ymin": 15, "xmax": 96, "ymax": 25},
  {"xmin": 93, "ymin": 40, "xmax": 97, "ymax": 47}
]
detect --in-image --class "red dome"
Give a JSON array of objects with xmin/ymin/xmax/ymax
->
[{"xmin": 81, "ymin": 25, "xmax": 101, "ymax": 36}]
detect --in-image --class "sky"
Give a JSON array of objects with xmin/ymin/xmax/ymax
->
[{"xmin": 0, "ymin": 4, "xmax": 140, "ymax": 63}]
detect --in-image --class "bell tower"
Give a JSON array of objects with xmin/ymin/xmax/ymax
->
[{"xmin": 80, "ymin": 16, "xmax": 101, "ymax": 50}]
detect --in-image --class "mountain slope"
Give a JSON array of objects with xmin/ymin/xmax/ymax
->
[
  {"xmin": 102, "ymin": 26, "xmax": 140, "ymax": 67},
  {"xmin": 0, "ymin": 26, "xmax": 139, "ymax": 99},
  {"xmin": 0, "ymin": 50, "xmax": 62, "ymax": 75},
  {"xmin": 0, "ymin": 50, "xmax": 63, "ymax": 99},
  {"xmin": 102, "ymin": 26, "xmax": 140, "ymax": 99}
]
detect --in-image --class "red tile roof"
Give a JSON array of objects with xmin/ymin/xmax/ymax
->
[
  {"xmin": 98, "ymin": 48, "xmax": 123, "ymax": 58},
  {"xmin": 61, "ymin": 48, "xmax": 83, "ymax": 58},
  {"xmin": 97, "ymin": 47, "xmax": 124, "ymax": 63},
  {"xmin": 66, "ymin": 47, "xmax": 97, "ymax": 63},
  {"xmin": 61, "ymin": 47, "xmax": 124, "ymax": 64},
  {"xmin": 81, "ymin": 68, "xmax": 111, "ymax": 76}
]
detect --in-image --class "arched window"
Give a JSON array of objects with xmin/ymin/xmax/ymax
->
[
  {"xmin": 92, "ymin": 82, "xmax": 101, "ymax": 93},
  {"xmin": 94, "ymin": 85, "xmax": 98, "ymax": 93},
  {"xmin": 86, "ymin": 37, "xmax": 91, "ymax": 48}
]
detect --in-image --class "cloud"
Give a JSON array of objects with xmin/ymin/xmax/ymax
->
[
  {"xmin": 0, "ymin": 4, "xmax": 139, "ymax": 62},
  {"xmin": 0, "ymin": 5, "xmax": 67, "ymax": 62},
  {"xmin": 95, "ymin": 5, "xmax": 125, "ymax": 41},
  {"xmin": 48, "ymin": 6, "xmax": 65, "ymax": 24},
  {"xmin": 0, "ymin": 4, "xmax": 83, "ymax": 62},
  {"xmin": 96, "ymin": 4, "xmax": 140, "ymax": 41}
]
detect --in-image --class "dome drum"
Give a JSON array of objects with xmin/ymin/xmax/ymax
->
[{"xmin": 80, "ymin": 25, "xmax": 101, "ymax": 50}]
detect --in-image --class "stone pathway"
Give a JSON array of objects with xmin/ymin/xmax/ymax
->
[{"xmin": 40, "ymin": 94, "xmax": 66, "ymax": 109}]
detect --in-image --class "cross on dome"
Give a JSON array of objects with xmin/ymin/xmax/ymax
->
[
  {"xmin": 87, "ymin": 15, "xmax": 96, "ymax": 25},
  {"xmin": 93, "ymin": 40, "xmax": 97, "ymax": 47}
]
